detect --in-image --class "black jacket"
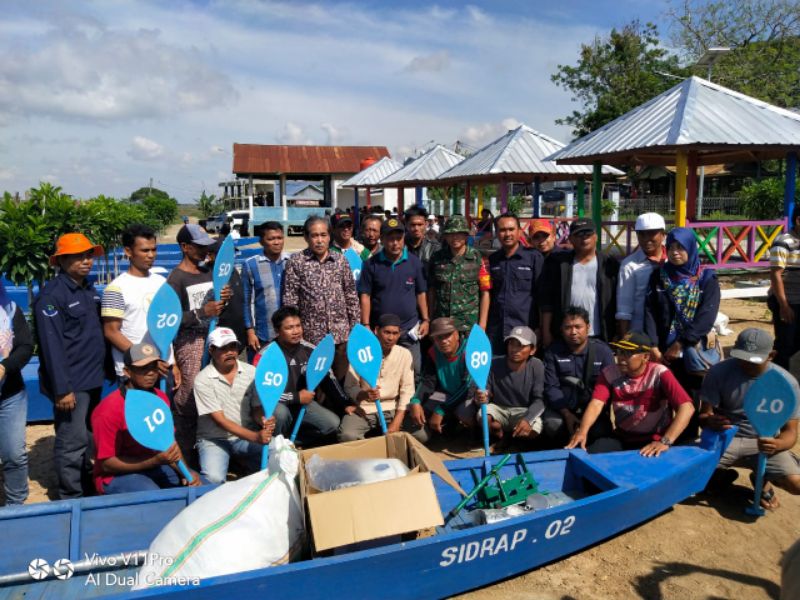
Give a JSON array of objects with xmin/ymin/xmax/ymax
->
[
  {"xmin": 644, "ymin": 268, "xmax": 720, "ymax": 351},
  {"xmin": 540, "ymin": 251, "xmax": 620, "ymax": 342}
]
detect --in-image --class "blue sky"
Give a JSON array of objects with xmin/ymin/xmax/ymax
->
[{"xmin": 0, "ymin": 0, "xmax": 673, "ymax": 201}]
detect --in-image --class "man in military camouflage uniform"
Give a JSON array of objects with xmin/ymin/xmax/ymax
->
[
  {"xmin": 769, "ymin": 207, "xmax": 800, "ymax": 368},
  {"xmin": 427, "ymin": 215, "xmax": 491, "ymax": 334}
]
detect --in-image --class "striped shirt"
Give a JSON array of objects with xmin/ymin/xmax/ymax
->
[
  {"xmin": 770, "ymin": 231, "xmax": 800, "ymax": 303},
  {"xmin": 241, "ymin": 252, "xmax": 289, "ymax": 342}
]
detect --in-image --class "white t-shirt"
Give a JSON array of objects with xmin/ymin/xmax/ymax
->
[
  {"xmin": 570, "ymin": 257, "xmax": 600, "ymax": 337},
  {"xmin": 101, "ymin": 271, "xmax": 174, "ymax": 376}
]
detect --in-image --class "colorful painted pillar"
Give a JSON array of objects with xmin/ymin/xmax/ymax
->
[
  {"xmin": 465, "ymin": 182, "xmax": 472, "ymax": 221},
  {"xmin": 415, "ymin": 186, "xmax": 423, "ymax": 208},
  {"xmin": 675, "ymin": 151, "xmax": 688, "ymax": 227},
  {"xmin": 500, "ymin": 178, "xmax": 508, "ymax": 213},
  {"xmin": 592, "ymin": 162, "xmax": 602, "ymax": 237},
  {"xmin": 686, "ymin": 152, "xmax": 698, "ymax": 223},
  {"xmin": 785, "ymin": 151, "xmax": 798, "ymax": 219},
  {"xmin": 576, "ymin": 178, "xmax": 585, "ymax": 217},
  {"xmin": 353, "ymin": 186, "xmax": 360, "ymax": 230},
  {"xmin": 532, "ymin": 176, "xmax": 541, "ymax": 218},
  {"xmin": 477, "ymin": 185, "xmax": 484, "ymax": 217}
]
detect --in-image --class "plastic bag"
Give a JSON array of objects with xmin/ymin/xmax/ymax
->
[
  {"xmin": 305, "ymin": 455, "xmax": 409, "ymax": 491},
  {"xmin": 134, "ymin": 435, "xmax": 304, "ymax": 589}
]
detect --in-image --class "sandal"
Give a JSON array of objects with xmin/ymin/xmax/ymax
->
[{"xmin": 760, "ymin": 486, "xmax": 780, "ymax": 510}]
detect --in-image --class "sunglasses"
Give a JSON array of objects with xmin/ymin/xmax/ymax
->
[{"xmin": 572, "ymin": 230, "xmax": 595, "ymax": 238}]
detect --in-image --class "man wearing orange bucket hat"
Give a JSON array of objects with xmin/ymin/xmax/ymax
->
[{"xmin": 34, "ymin": 233, "xmax": 106, "ymax": 499}]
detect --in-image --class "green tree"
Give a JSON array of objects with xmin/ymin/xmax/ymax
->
[
  {"xmin": 551, "ymin": 21, "xmax": 687, "ymax": 137},
  {"xmin": 737, "ymin": 177, "xmax": 785, "ymax": 219},
  {"xmin": 668, "ymin": 0, "xmax": 800, "ymax": 109},
  {"xmin": 0, "ymin": 193, "xmax": 51, "ymax": 294},
  {"xmin": 197, "ymin": 191, "xmax": 223, "ymax": 219}
]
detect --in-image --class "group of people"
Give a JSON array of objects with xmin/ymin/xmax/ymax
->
[{"xmin": 0, "ymin": 205, "xmax": 797, "ymax": 514}]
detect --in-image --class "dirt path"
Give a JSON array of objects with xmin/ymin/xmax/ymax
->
[{"xmin": 11, "ymin": 283, "xmax": 797, "ymax": 599}]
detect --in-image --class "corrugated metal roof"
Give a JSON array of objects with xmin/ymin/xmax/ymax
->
[
  {"xmin": 339, "ymin": 157, "xmax": 403, "ymax": 187},
  {"xmin": 378, "ymin": 144, "xmax": 464, "ymax": 186},
  {"xmin": 548, "ymin": 76, "xmax": 800, "ymax": 165},
  {"xmin": 436, "ymin": 124, "xmax": 623, "ymax": 182},
  {"xmin": 232, "ymin": 144, "xmax": 391, "ymax": 175}
]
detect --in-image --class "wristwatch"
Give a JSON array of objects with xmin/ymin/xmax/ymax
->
[{"xmin": 660, "ymin": 436, "xmax": 673, "ymax": 447}]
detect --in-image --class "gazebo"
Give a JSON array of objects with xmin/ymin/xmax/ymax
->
[
  {"xmin": 434, "ymin": 124, "xmax": 623, "ymax": 220},
  {"xmin": 339, "ymin": 156, "xmax": 402, "ymax": 228},
  {"xmin": 376, "ymin": 144, "xmax": 465, "ymax": 215},
  {"xmin": 547, "ymin": 76, "xmax": 800, "ymax": 267}
]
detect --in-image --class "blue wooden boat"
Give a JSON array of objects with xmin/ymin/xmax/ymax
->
[{"xmin": 0, "ymin": 429, "xmax": 734, "ymax": 599}]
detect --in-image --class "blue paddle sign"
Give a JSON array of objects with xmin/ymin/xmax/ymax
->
[
  {"xmin": 290, "ymin": 334, "xmax": 335, "ymax": 442},
  {"xmin": 347, "ymin": 324, "xmax": 387, "ymax": 433},
  {"xmin": 203, "ymin": 235, "xmax": 236, "ymax": 367},
  {"xmin": 146, "ymin": 283, "xmax": 182, "ymax": 393},
  {"xmin": 255, "ymin": 342, "xmax": 289, "ymax": 469},
  {"xmin": 125, "ymin": 389, "xmax": 193, "ymax": 483},
  {"xmin": 743, "ymin": 368, "xmax": 798, "ymax": 516},
  {"xmin": 344, "ymin": 248, "xmax": 363, "ymax": 282},
  {"xmin": 465, "ymin": 324, "xmax": 492, "ymax": 469}
]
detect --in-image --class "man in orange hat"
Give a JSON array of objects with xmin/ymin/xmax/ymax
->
[
  {"xmin": 527, "ymin": 219, "xmax": 557, "ymax": 258},
  {"xmin": 34, "ymin": 232, "xmax": 106, "ymax": 499}
]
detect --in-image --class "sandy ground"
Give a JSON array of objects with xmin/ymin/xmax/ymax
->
[{"xmin": 7, "ymin": 241, "xmax": 796, "ymax": 598}]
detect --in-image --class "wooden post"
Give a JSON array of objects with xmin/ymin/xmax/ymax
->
[
  {"xmin": 398, "ymin": 186, "xmax": 405, "ymax": 215},
  {"xmin": 366, "ymin": 187, "xmax": 372, "ymax": 210},
  {"xmin": 592, "ymin": 162, "xmax": 602, "ymax": 236},
  {"xmin": 451, "ymin": 185, "xmax": 458, "ymax": 215},
  {"xmin": 687, "ymin": 152, "xmax": 698, "ymax": 222},
  {"xmin": 577, "ymin": 178, "xmax": 585, "ymax": 217},
  {"xmin": 477, "ymin": 185, "xmax": 484, "ymax": 217},
  {"xmin": 785, "ymin": 151, "xmax": 798, "ymax": 219},
  {"xmin": 675, "ymin": 151, "xmax": 688, "ymax": 227},
  {"xmin": 532, "ymin": 176, "xmax": 541, "ymax": 218}
]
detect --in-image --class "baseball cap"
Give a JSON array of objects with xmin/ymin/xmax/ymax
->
[
  {"xmin": 332, "ymin": 213, "xmax": 354, "ymax": 228},
  {"xmin": 634, "ymin": 212, "xmax": 666, "ymax": 232},
  {"xmin": 528, "ymin": 219, "xmax": 553, "ymax": 236},
  {"xmin": 50, "ymin": 233, "xmax": 104, "ymax": 266},
  {"xmin": 569, "ymin": 218, "xmax": 595, "ymax": 236},
  {"xmin": 207, "ymin": 327, "xmax": 240, "ymax": 349},
  {"xmin": 504, "ymin": 325, "xmax": 536, "ymax": 346},
  {"xmin": 177, "ymin": 224, "xmax": 215, "ymax": 246},
  {"xmin": 381, "ymin": 217, "xmax": 405, "ymax": 236},
  {"xmin": 730, "ymin": 328, "xmax": 773, "ymax": 364},
  {"xmin": 124, "ymin": 342, "xmax": 161, "ymax": 367},
  {"xmin": 611, "ymin": 331, "xmax": 653, "ymax": 353},
  {"xmin": 429, "ymin": 317, "xmax": 457, "ymax": 337}
]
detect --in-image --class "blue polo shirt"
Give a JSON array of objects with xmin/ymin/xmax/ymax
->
[
  {"xmin": 358, "ymin": 248, "xmax": 427, "ymax": 331},
  {"xmin": 33, "ymin": 272, "xmax": 105, "ymax": 398}
]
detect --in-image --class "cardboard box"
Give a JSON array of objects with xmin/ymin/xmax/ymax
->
[{"xmin": 300, "ymin": 432, "xmax": 465, "ymax": 552}]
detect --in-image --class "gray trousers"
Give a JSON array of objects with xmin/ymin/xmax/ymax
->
[
  {"xmin": 54, "ymin": 388, "xmax": 101, "ymax": 499},
  {"xmin": 338, "ymin": 410, "xmax": 427, "ymax": 443}
]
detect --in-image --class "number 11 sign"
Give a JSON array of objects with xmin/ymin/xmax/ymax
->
[{"xmin": 743, "ymin": 368, "xmax": 797, "ymax": 516}]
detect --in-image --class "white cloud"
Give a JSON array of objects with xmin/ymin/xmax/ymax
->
[
  {"xmin": 320, "ymin": 123, "xmax": 347, "ymax": 145},
  {"xmin": 0, "ymin": 166, "xmax": 18, "ymax": 181},
  {"xmin": 277, "ymin": 122, "xmax": 312, "ymax": 145},
  {"xmin": 460, "ymin": 118, "xmax": 522, "ymax": 148},
  {"xmin": 404, "ymin": 50, "xmax": 451, "ymax": 73},
  {"xmin": 0, "ymin": 24, "xmax": 236, "ymax": 122},
  {"xmin": 127, "ymin": 136, "xmax": 165, "ymax": 161}
]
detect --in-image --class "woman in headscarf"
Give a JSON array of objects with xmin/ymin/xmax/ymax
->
[
  {"xmin": 645, "ymin": 226, "xmax": 721, "ymax": 385},
  {"xmin": 0, "ymin": 280, "xmax": 34, "ymax": 504}
]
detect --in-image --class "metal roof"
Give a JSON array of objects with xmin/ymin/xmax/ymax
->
[
  {"xmin": 548, "ymin": 76, "xmax": 800, "ymax": 166},
  {"xmin": 378, "ymin": 144, "xmax": 464, "ymax": 187},
  {"xmin": 232, "ymin": 144, "xmax": 391, "ymax": 176},
  {"xmin": 339, "ymin": 157, "xmax": 403, "ymax": 187},
  {"xmin": 435, "ymin": 124, "xmax": 623, "ymax": 183}
]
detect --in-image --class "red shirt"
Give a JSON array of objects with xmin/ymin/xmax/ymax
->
[
  {"xmin": 91, "ymin": 387, "xmax": 170, "ymax": 493},
  {"xmin": 592, "ymin": 362, "xmax": 691, "ymax": 444}
]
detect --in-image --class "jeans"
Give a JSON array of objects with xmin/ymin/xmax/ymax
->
[
  {"xmin": 0, "ymin": 390, "xmax": 29, "ymax": 504},
  {"xmin": 103, "ymin": 465, "xmax": 182, "ymax": 495},
  {"xmin": 197, "ymin": 437, "xmax": 262, "ymax": 484},
  {"xmin": 273, "ymin": 401, "xmax": 340, "ymax": 445},
  {"xmin": 54, "ymin": 388, "xmax": 101, "ymax": 499}
]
